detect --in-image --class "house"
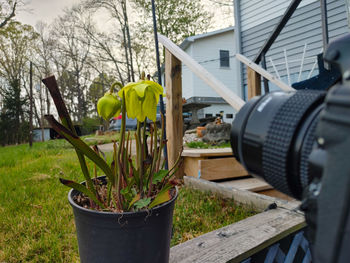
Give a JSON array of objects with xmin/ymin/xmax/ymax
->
[
  {"xmin": 234, "ymin": 0, "xmax": 350, "ymax": 97},
  {"xmin": 178, "ymin": 26, "xmax": 241, "ymax": 123}
]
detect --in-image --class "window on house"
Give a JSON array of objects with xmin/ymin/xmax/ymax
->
[
  {"xmin": 205, "ymin": 113, "xmax": 213, "ymax": 118},
  {"xmin": 216, "ymin": 114, "xmax": 221, "ymax": 117},
  {"xmin": 220, "ymin": 50, "xmax": 230, "ymax": 68},
  {"xmin": 226, "ymin": 114, "xmax": 233, "ymax": 119}
]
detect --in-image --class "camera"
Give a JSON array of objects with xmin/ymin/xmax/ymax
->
[{"xmin": 230, "ymin": 34, "xmax": 350, "ymax": 263}]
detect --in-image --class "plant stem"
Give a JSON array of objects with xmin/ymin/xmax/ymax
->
[
  {"xmin": 110, "ymin": 81, "xmax": 123, "ymax": 93},
  {"xmin": 137, "ymin": 121, "xmax": 144, "ymax": 197},
  {"xmin": 156, "ymin": 113, "xmax": 165, "ymax": 172},
  {"xmin": 116, "ymin": 93, "xmax": 127, "ymax": 210},
  {"xmin": 148, "ymin": 123, "xmax": 158, "ymax": 197}
]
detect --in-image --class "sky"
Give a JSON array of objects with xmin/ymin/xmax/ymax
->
[
  {"xmin": 16, "ymin": 0, "xmax": 234, "ymax": 31},
  {"xmin": 17, "ymin": 0, "xmax": 82, "ymax": 27}
]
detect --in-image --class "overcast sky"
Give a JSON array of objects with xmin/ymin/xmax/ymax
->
[
  {"xmin": 17, "ymin": 0, "xmax": 82, "ymax": 27},
  {"xmin": 16, "ymin": 0, "xmax": 233, "ymax": 31}
]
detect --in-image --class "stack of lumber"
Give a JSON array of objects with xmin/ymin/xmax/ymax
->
[{"xmin": 182, "ymin": 148, "xmax": 293, "ymax": 200}]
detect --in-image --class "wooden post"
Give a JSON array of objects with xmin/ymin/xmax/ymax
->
[
  {"xmin": 247, "ymin": 67, "xmax": 262, "ymax": 99},
  {"xmin": 165, "ymin": 48, "xmax": 184, "ymax": 178},
  {"xmin": 158, "ymin": 34, "xmax": 245, "ymax": 111}
]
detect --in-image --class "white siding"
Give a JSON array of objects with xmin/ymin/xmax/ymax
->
[
  {"xmin": 240, "ymin": 0, "xmax": 318, "ymax": 31},
  {"xmin": 201, "ymin": 104, "xmax": 236, "ymax": 123},
  {"xmin": 183, "ymin": 30, "xmax": 239, "ymax": 98},
  {"xmin": 182, "ymin": 44, "xmax": 195, "ymax": 98},
  {"xmin": 237, "ymin": 0, "xmax": 349, "ymax": 93}
]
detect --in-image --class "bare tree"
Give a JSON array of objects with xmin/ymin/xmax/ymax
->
[
  {"xmin": 0, "ymin": 0, "xmax": 18, "ymax": 28},
  {"xmin": 50, "ymin": 6, "xmax": 93, "ymax": 122},
  {"xmin": 84, "ymin": 0, "xmax": 135, "ymax": 82},
  {"xmin": 0, "ymin": 21, "xmax": 38, "ymax": 144}
]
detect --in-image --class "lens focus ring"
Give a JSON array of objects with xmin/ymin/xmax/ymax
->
[{"xmin": 262, "ymin": 91, "xmax": 325, "ymax": 196}]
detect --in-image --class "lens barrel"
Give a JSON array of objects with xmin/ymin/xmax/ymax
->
[{"xmin": 231, "ymin": 90, "xmax": 326, "ymax": 199}]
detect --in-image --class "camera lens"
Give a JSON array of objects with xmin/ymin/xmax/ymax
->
[{"xmin": 231, "ymin": 90, "xmax": 326, "ymax": 200}]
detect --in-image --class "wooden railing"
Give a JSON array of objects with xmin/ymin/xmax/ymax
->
[
  {"xmin": 158, "ymin": 34, "xmax": 295, "ymax": 172},
  {"xmin": 158, "ymin": 34, "xmax": 307, "ymax": 262}
]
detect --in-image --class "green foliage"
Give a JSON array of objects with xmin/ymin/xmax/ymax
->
[
  {"xmin": 186, "ymin": 141, "xmax": 231, "ymax": 149},
  {"xmin": 132, "ymin": 0, "xmax": 213, "ymax": 45},
  {"xmin": 152, "ymin": 170, "xmax": 168, "ymax": 184},
  {"xmin": 0, "ymin": 143, "xmax": 255, "ymax": 261},
  {"xmin": 45, "ymin": 76, "xmax": 178, "ymax": 212},
  {"xmin": 171, "ymin": 187, "xmax": 257, "ymax": 246},
  {"xmin": 0, "ymin": 21, "xmax": 38, "ymax": 146},
  {"xmin": 81, "ymin": 116, "xmax": 101, "ymax": 135},
  {"xmin": 134, "ymin": 198, "xmax": 151, "ymax": 209},
  {"xmin": 88, "ymin": 73, "xmax": 117, "ymax": 114},
  {"xmin": 0, "ymin": 79, "xmax": 29, "ymax": 145}
]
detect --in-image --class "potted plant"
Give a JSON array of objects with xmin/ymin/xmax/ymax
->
[{"xmin": 42, "ymin": 74, "xmax": 181, "ymax": 263}]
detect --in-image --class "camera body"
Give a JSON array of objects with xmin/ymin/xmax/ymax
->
[{"xmin": 230, "ymin": 34, "xmax": 350, "ymax": 262}]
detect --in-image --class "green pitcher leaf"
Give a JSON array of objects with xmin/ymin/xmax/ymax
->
[
  {"xmin": 45, "ymin": 115, "xmax": 114, "ymax": 183},
  {"xmin": 149, "ymin": 183, "xmax": 174, "ymax": 209},
  {"xmin": 134, "ymin": 197, "xmax": 151, "ymax": 209},
  {"xmin": 152, "ymin": 170, "xmax": 169, "ymax": 184},
  {"xmin": 59, "ymin": 178, "xmax": 105, "ymax": 209},
  {"xmin": 149, "ymin": 189, "xmax": 172, "ymax": 209},
  {"xmin": 128, "ymin": 193, "xmax": 140, "ymax": 210},
  {"xmin": 42, "ymin": 76, "xmax": 95, "ymax": 195}
]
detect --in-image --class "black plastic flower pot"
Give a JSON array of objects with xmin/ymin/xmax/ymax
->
[{"xmin": 68, "ymin": 181, "xmax": 177, "ymax": 263}]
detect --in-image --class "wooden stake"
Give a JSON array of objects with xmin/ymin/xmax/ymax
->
[
  {"xmin": 247, "ymin": 67, "xmax": 262, "ymax": 99},
  {"xmin": 165, "ymin": 48, "xmax": 184, "ymax": 178}
]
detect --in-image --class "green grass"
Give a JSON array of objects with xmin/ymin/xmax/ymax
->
[
  {"xmin": 82, "ymin": 132, "xmax": 124, "ymax": 145},
  {"xmin": 186, "ymin": 141, "xmax": 231, "ymax": 149},
  {"xmin": 0, "ymin": 141, "xmax": 256, "ymax": 262},
  {"xmin": 172, "ymin": 187, "xmax": 256, "ymax": 246}
]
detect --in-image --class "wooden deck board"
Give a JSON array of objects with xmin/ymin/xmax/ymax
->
[
  {"xmin": 218, "ymin": 177, "xmax": 272, "ymax": 192},
  {"xmin": 199, "ymin": 157, "xmax": 248, "ymax": 180},
  {"xmin": 170, "ymin": 208, "xmax": 306, "ymax": 263},
  {"xmin": 182, "ymin": 148, "xmax": 233, "ymax": 157}
]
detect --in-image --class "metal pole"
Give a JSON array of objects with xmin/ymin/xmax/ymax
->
[
  {"xmin": 261, "ymin": 53, "xmax": 269, "ymax": 93},
  {"xmin": 29, "ymin": 61, "xmax": 33, "ymax": 147},
  {"xmin": 151, "ymin": 0, "xmax": 168, "ymax": 169},
  {"xmin": 254, "ymin": 0, "xmax": 302, "ymax": 64},
  {"xmin": 320, "ymin": 0, "xmax": 329, "ymax": 69},
  {"xmin": 320, "ymin": 0, "xmax": 329, "ymax": 50}
]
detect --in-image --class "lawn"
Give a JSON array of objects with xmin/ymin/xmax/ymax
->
[
  {"xmin": 185, "ymin": 140, "xmax": 231, "ymax": 149},
  {"xmin": 0, "ymin": 139, "xmax": 256, "ymax": 262}
]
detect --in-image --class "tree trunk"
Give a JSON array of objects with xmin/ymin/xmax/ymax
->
[{"xmin": 123, "ymin": 1, "xmax": 135, "ymax": 82}]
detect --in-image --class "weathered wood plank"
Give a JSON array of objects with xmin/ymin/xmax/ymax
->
[
  {"xmin": 236, "ymin": 53, "xmax": 295, "ymax": 92},
  {"xmin": 182, "ymin": 148, "xmax": 233, "ymax": 157},
  {"xmin": 183, "ymin": 156, "xmax": 205, "ymax": 178},
  {"xmin": 257, "ymin": 189, "xmax": 295, "ymax": 201},
  {"xmin": 199, "ymin": 158, "xmax": 248, "ymax": 180},
  {"xmin": 165, "ymin": 48, "xmax": 184, "ymax": 178},
  {"xmin": 158, "ymin": 34, "xmax": 245, "ymax": 111},
  {"xmin": 184, "ymin": 176, "xmax": 300, "ymax": 212},
  {"xmin": 247, "ymin": 67, "xmax": 261, "ymax": 99},
  {"xmin": 169, "ymin": 208, "xmax": 306, "ymax": 263},
  {"xmin": 218, "ymin": 177, "xmax": 272, "ymax": 192}
]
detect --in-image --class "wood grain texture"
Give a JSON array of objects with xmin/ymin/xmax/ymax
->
[
  {"xmin": 165, "ymin": 49, "xmax": 184, "ymax": 178},
  {"xmin": 258, "ymin": 189, "xmax": 295, "ymax": 201},
  {"xmin": 184, "ymin": 176, "xmax": 300, "ymax": 212},
  {"xmin": 182, "ymin": 148, "xmax": 233, "ymax": 157},
  {"xmin": 236, "ymin": 53, "xmax": 295, "ymax": 92},
  {"xmin": 158, "ymin": 34, "xmax": 245, "ymax": 111},
  {"xmin": 199, "ymin": 157, "xmax": 248, "ymax": 180},
  {"xmin": 219, "ymin": 177, "xmax": 272, "ymax": 192},
  {"xmin": 247, "ymin": 67, "xmax": 262, "ymax": 99},
  {"xmin": 183, "ymin": 156, "xmax": 205, "ymax": 178},
  {"xmin": 169, "ymin": 208, "xmax": 306, "ymax": 263}
]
